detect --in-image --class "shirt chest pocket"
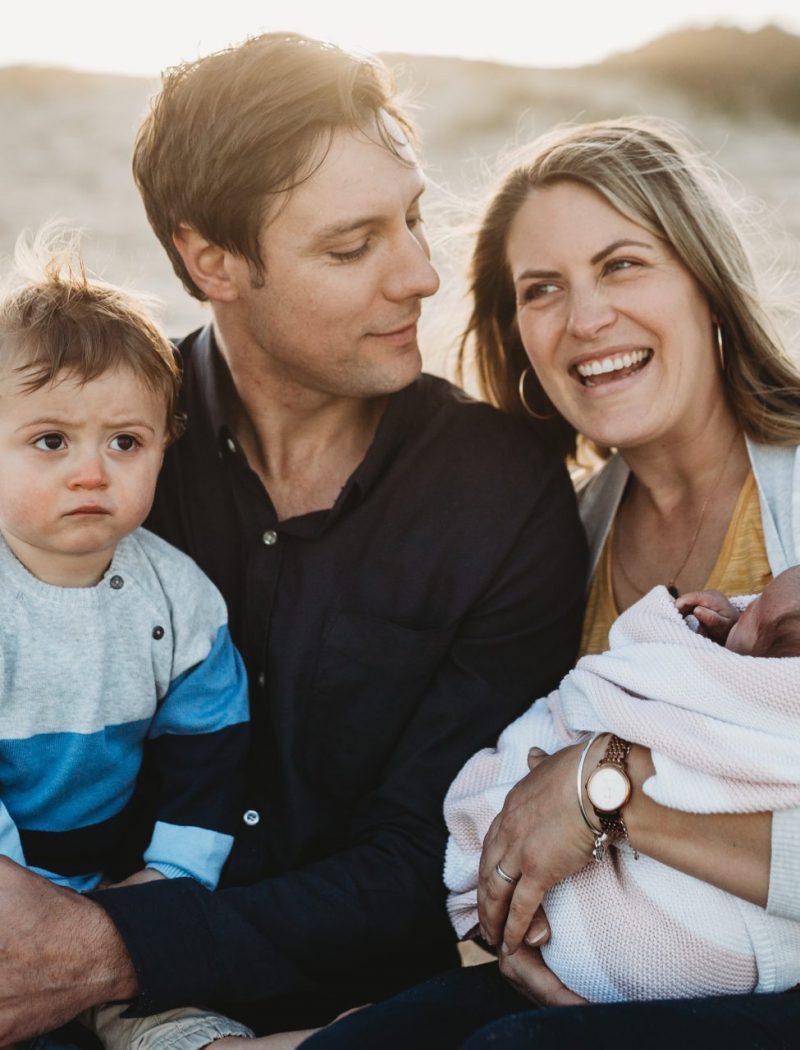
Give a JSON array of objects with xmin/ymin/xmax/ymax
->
[{"xmin": 302, "ymin": 610, "xmax": 454, "ymax": 798}]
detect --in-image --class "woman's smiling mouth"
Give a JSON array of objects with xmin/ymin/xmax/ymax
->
[{"xmin": 573, "ymin": 348, "xmax": 653, "ymax": 387}]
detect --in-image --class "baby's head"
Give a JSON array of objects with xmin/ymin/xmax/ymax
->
[
  {"xmin": 0, "ymin": 228, "xmax": 183, "ymax": 585},
  {"xmin": 726, "ymin": 567, "xmax": 800, "ymax": 658}
]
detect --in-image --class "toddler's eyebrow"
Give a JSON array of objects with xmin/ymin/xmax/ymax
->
[{"xmin": 16, "ymin": 417, "xmax": 157, "ymax": 434}]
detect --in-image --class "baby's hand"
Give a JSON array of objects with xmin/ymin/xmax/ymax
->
[{"xmin": 676, "ymin": 589, "xmax": 740, "ymax": 644}]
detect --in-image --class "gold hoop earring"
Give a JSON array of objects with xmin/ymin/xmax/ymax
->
[
  {"xmin": 715, "ymin": 322, "xmax": 725, "ymax": 370},
  {"xmin": 518, "ymin": 367, "xmax": 556, "ymax": 421}
]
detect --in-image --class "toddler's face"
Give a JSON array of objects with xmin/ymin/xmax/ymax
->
[{"xmin": 0, "ymin": 366, "xmax": 168, "ymax": 585}]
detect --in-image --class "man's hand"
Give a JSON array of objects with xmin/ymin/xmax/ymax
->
[
  {"xmin": 0, "ymin": 857, "xmax": 138, "ymax": 1043},
  {"xmin": 497, "ymin": 943, "xmax": 586, "ymax": 1007},
  {"xmin": 477, "ymin": 743, "xmax": 599, "ymax": 956}
]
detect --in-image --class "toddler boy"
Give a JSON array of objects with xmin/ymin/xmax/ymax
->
[{"xmin": 0, "ymin": 231, "xmax": 253, "ymax": 1049}]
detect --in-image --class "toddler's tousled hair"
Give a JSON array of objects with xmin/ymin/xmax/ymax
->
[{"xmin": 0, "ymin": 227, "xmax": 184, "ymax": 441}]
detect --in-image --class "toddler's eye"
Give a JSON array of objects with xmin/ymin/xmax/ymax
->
[
  {"xmin": 34, "ymin": 433, "xmax": 65, "ymax": 451},
  {"xmin": 111, "ymin": 434, "xmax": 139, "ymax": 452}
]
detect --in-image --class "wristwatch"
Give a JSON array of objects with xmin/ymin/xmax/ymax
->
[{"xmin": 585, "ymin": 735, "xmax": 633, "ymax": 845}]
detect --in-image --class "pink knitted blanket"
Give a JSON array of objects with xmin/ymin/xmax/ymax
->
[{"xmin": 444, "ymin": 586, "xmax": 800, "ymax": 1001}]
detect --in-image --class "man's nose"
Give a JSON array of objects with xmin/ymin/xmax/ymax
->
[{"xmin": 384, "ymin": 229, "xmax": 440, "ymax": 302}]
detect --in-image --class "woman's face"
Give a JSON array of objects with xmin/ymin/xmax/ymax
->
[{"xmin": 506, "ymin": 179, "xmax": 724, "ymax": 452}]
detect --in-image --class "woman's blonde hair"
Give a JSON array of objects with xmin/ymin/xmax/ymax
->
[
  {"xmin": 0, "ymin": 226, "xmax": 184, "ymax": 441},
  {"xmin": 457, "ymin": 117, "xmax": 800, "ymax": 459}
]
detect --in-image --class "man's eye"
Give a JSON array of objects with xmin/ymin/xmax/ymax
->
[
  {"xmin": 330, "ymin": 242, "xmax": 370, "ymax": 263},
  {"xmin": 34, "ymin": 433, "xmax": 65, "ymax": 451},
  {"xmin": 110, "ymin": 434, "xmax": 139, "ymax": 452}
]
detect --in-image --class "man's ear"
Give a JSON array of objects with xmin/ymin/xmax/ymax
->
[{"xmin": 172, "ymin": 224, "xmax": 241, "ymax": 303}]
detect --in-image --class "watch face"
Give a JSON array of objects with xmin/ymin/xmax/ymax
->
[{"xmin": 587, "ymin": 765, "xmax": 631, "ymax": 813}]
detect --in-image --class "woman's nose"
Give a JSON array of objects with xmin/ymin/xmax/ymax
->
[{"xmin": 566, "ymin": 288, "xmax": 616, "ymax": 341}]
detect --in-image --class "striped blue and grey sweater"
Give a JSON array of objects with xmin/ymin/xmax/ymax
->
[{"xmin": 0, "ymin": 527, "xmax": 249, "ymax": 891}]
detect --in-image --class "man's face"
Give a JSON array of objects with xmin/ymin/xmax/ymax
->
[{"xmin": 224, "ymin": 120, "xmax": 440, "ymax": 400}]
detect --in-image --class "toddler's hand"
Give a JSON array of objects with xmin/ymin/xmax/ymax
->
[{"xmin": 107, "ymin": 868, "xmax": 167, "ymax": 889}]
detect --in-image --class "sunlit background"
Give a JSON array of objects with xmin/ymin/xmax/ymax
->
[
  {"xmin": 8, "ymin": 0, "xmax": 800, "ymax": 73},
  {"xmin": 3, "ymin": 0, "xmax": 800, "ymax": 370}
]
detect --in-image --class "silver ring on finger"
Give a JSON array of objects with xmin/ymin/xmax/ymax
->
[{"xmin": 494, "ymin": 861, "xmax": 520, "ymax": 885}]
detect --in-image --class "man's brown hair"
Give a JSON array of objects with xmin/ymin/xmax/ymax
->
[
  {"xmin": 1, "ymin": 227, "xmax": 183, "ymax": 441},
  {"xmin": 133, "ymin": 32, "xmax": 414, "ymax": 301}
]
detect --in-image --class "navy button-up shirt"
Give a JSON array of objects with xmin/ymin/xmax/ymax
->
[{"xmin": 96, "ymin": 325, "xmax": 587, "ymax": 1033}]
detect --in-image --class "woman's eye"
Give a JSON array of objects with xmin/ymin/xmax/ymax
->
[
  {"xmin": 519, "ymin": 282, "xmax": 558, "ymax": 304},
  {"xmin": 606, "ymin": 258, "xmax": 639, "ymax": 274},
  {"xmin": 110, "ymin": 434, "xmax": 139, "ymax": 452},
  {"xmin": 34, "ymin": 433, "xmax": 65, "ymax": 451}
]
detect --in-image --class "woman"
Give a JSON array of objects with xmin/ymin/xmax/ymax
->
[{"xmin": 302, "ymin": 118, "xmax": 800, "ymax": 1048}]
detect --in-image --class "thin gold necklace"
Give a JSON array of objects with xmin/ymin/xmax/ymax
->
[{"xmin": 614, "ymin": 430, "xmax": 740, "ymax": 600}]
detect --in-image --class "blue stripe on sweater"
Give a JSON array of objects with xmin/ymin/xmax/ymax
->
[
  {"xmin": 148, "ymin": 625, "xmax": 249, "ymax": 737},
  {"xmin": 0, "ymin": 720, "xmax": 151, "ymax": 829}
]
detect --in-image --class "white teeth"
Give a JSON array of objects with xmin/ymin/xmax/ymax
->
[{"xmin": 576, "ymin": 349, "xmax": 650, "ymax": 378}]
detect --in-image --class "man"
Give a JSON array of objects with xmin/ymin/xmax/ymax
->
[{"xmin": 0, "ymin": 33, "xmax": 586, "ymax": 1040}]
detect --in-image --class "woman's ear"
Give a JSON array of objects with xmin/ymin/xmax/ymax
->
[{"xmin": 172, "ymin": 224, "xmax": 240, "ymax": 303}]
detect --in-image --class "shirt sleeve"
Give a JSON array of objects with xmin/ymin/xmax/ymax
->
[
  {"xmin": 136, "ymin": 542, "xmax": 250, "ymax": 892},
  {"xmin": 143, "ymin": 623, "xmax": 250, "ymax": 889},
  {"xmin": 93, "ymin": 453, "xmax": 587, "ymax": 1016},
  {"xmin": 767, "ymin": 808, "xmax": 800, "ymax": 922},
  {"xmin": 0, "ymin": 800, "xmax": 25, "ymax": 866}
]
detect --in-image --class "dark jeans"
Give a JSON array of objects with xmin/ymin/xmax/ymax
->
[{"xmin": 303, "ymin": 962, "xmax": 800, "ymax": 1050}]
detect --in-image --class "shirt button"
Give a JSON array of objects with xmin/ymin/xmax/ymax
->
[
  {"xmin": 226, "ymin": 437, "xmax": 237, "ymax": 454},
  {"xmin": 110, "ymin": 575, "xmax": 124, "ymax": 590},
  {"xmin": 243, "ymin": 809, "xmax": 260, "ymax": 827},
  {"xmin": 262, "ymin": 530, "xmax": 278, "ymax": 546},
  {"xmin": 257, "ymin": 671, "xmax": 266, "ymax": 688},
  {"xmin": 152, "ymin": 626, "xmax": 165, "ymax": 640}
]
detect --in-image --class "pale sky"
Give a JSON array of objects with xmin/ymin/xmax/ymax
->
[{"xmin": 7, "ymin": 0, "xmax": 800, "ymax": 75}]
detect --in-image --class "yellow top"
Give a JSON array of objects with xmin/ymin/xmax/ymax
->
[{"xmin": 579, "ymin": 472, "xmax": 773, "ymax": 657}]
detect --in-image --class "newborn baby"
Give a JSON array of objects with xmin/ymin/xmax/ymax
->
[
  {"xmin": 445, "ymin": 569, "xmax": 800, "ymax": 1002},
  {"xmin": 677, "ymin": 570, "xmax": 800, "ymax": 656}
]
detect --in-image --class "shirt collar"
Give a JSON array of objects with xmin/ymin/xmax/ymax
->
[
  {"xmin": 184, "ymin": 324, "xmax": 232, "ymax": 443},
  {"xmin": 180, "ymin": 323, "xmax": 427, "ymax": 518}
]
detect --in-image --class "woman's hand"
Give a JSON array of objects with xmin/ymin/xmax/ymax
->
[
  {"xmin": 477, "ymin": 742, "xmax": 600, "ymax": 955},
  {"xmin": 498, "ymin": 943, "xmax": 587, "ymax": 1007}
]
